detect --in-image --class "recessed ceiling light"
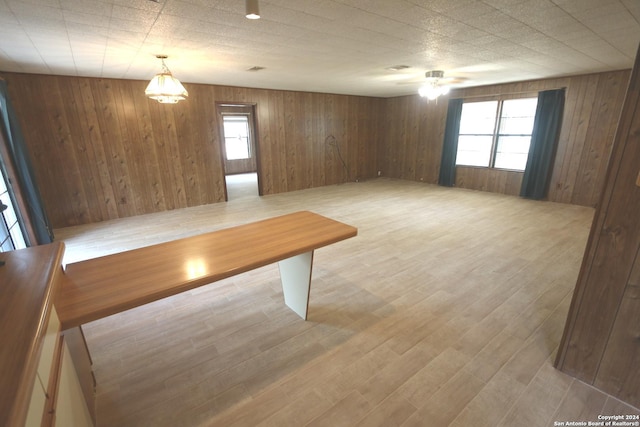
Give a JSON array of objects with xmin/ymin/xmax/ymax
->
[{"xmin": 246, "ymin": 0, "xmax": 260, "ymax": 19}]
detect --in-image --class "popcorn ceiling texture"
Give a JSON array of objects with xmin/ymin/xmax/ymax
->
[{"xmin": 0, "ymin": 0, "xmax": 638, "ymax": 97}]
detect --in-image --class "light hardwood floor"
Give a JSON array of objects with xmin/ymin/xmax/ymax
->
[
  {"xmin": 225, "ymin": 173, "xmax": 259, "ymax": 200},
  {"xmin": 55, "ymin": 178, "xmax": 640, "ymax": 427}
]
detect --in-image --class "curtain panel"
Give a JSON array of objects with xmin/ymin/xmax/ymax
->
[
  {"xmin": 0, "ymin": 79, "xmax": 54, "ymax": 245},
  {"xmin": 520, "ymin": 88, "xmax": 566, "ymax": 200},
  {"xmin": 438, "ymin": 98, "xmax": 464, "ymax": 187}
]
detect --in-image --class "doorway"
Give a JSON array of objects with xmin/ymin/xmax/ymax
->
[{"xmin": 217, "ymin": 104, "xmax": 260, "ymax": 200}]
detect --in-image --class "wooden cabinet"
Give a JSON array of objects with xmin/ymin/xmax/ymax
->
[
  {"xmin": 0, "ymin": 242, "xmax": 94, "ymax": 427},
  {"xmin": 54, "ymin": 340, "xmax": 93, "ymax": 426}
]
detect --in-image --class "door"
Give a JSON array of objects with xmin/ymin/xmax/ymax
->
[
  {"xmin": 217, "ymin": 104, "xmax": 260, "ymax": 199},
  {"xmin": 219, "ymin": 105, "xmax": 257, "ymax": 175}
]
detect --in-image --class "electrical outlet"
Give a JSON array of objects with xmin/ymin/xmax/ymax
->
[{"xmin": 377, "ymin": 170, "xmax": 381, "ymax": 176}]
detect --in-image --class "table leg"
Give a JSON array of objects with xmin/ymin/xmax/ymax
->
[{"xmin": 278, "ymin": 251, "xmax": 314, "ymax": 319}]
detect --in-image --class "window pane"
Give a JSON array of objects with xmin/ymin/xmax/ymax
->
[
  {"xmin": 456, "ymin": 101, "xmax": 498, "ymax": 168},
  {"xmin": 495, "ymin": 98, "xmax": 537, "ymax": 171},
  {"xmin": 456, "ymin": 135, "xmax": 492, "ymax": 167},
  {"xmin": 499, "ymin": 116, "xmax": 536, "ymax": 134},
  {"xmin": 494, "ymin": 152, "xmax": 530, "ymax": 170},
  {"xmin": 494, "ymin": 136, "xmax": 531, "ymax": 170},
  {"xmin": 459, "ymin": 101, "xmax": 498, "ymax": 134},
  {"xmin": 0, "ymin": 180, "xmax": 27, "ymax": 251},
  {"xmin": 499, "ymin": 98, "xmax": 538, "ymax": 134},
  {"xmin": 223, "ymin": 116, "xmax": 250, "ymax": 160}
]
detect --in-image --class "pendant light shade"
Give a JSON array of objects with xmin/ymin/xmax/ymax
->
[
  {"xmin": 145, "ymin": 55, "xmax": 188, "ymax": 104},
  {"xmin": 246, "ymin": 0, "xmax": 260, "ymax": 19}
]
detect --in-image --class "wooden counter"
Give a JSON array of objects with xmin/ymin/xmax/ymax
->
[
  {"xmin": 0, "ymin": 242, "xmax": 94, "ymax": 427},
  {"xmin": 2, "ymin": 212, "xmax": 356, "ymax": 425},
  {"xmin": 0, "ymin": 242, "xmax": 65, "ymax": 427},
  {"xmin": 58, "ymin": 211, "xmax": 358, "ymax": 329}
]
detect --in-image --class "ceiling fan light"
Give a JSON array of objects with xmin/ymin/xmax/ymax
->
[
  {"xmin": 145, "ymin": 56, "xmax": 188, "ymax": 104},
  {"xmin": 418, "ymin": 86, "xmax": 431, "ymax": 98},
  {"xmin": 418, "ymin": 70, "xmax": 450, "ymax": 100},
  {"xmin": 419, "ymin": 84, "xmax": 448, "ymax": 100},
  {"xmin": 246, "ymin": 0, "xmax": 260, "ymax": 19}
]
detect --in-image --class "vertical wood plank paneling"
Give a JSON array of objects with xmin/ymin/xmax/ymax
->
[
  {"xmin": 303, "ymin": 92, "xmax": 315, "ymax": 187},
  {"xmin": 381, "ymin": 71, "xmax": 630, "ymax": 203},
  {"xmin": 115, "ymin": 81, "xmax": 151, "ymax": 215},
  {"xmin": 323, "ymin": 94, "xmax": 335, "ymax": 185},
  {"xmin": 360, "ymin": 96, "xmax": 382, "ymax": 180},
  {"xmin": 2, "ymin": 72, "xmax": 384, "ymax": 227},
  {"xmin": 65, "ymin": 78, "xmax": 105, "ymax": 223},
  {"xmin": 78, "ymin": 78, "xmax": 120, "ymax": 220},
  {"xmin": 548, "ymin": 76, "xmax": 584, "ymax": 204},
  {"xmin": 272, "ymin": 91, "xmax": 288, "ymax": 194},
  {"xmin": 1, "ymin": 70, "xmax": 626, "ymax": 227},
  {"xmin": 46, "ymin": 76, "xmax": 92, "ymax": 225},
  {"xmin": 24, "ymin": 76, "xmax": 67, "ymax": 224},
  {"xmin": 255, "ymin": 90, "xmax": 273, "ymax": 194},
  {"xmin": 560, "ymin": 74, "xmax": 595, "ymax": 203},
  {"xmin": 131, "ymin": 80, "xmax": 168, "ymax": 212},
  {"xmin": 396, "ymin": 97, "xmax": 410, "ymax": 179},
  {"xmin": 346, "ymin": 96, "xmax": 358, "ymax": 182},
  {"xmin": 283, "ymin": 91, "xmax": 298, "ymax": 191},
  {"xmin": 574, "ymin": 75, "xmax": 610, "ymax": 204},
  {"xmin": 416, "ymin": 97, "xmax": 446, "ymax": 184},
  {"xmin": 594, "ymin": 250, "xmax": 640, "ymax": 406},
  {"xmin": 580, "ymin": 72, "xmax": 630, "ymax": 206},
  {"xmin": 330, "ymin": 94, "xmax": 344, "ymax": 185},
  {"xmin": 339, "ymin": 95, "xmax": 350, "ymax": 182},
  {"xmin": 91, "ymin": 78, "xmax": 136, "ymax": 218},
  {"xmin": 556, "ymin": 45, "xmax": 640, "ymax": 408}
]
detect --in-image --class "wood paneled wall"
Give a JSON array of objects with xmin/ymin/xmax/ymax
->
[
  {"xmin": 1, "ymin": 73, "xmax": 383, "ymax": 228},
  {"xmin": 555, "ymin": 43, "xmax": 640, "ymax": 408},
  {"xmin": 380, "ymin": 94, "xmax": 448, "ymax": 183},
  {"xmin": 380, "ymin": 70, "xmax": 630, "ymax": 205},
  {"xmin": 0, "ymin": 69, "xmax": 630, "ymax": 228}
]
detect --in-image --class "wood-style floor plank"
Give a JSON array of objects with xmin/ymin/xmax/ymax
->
[{"xmin": 54, "ymin": 178, "xmax": 640, "ymax": 426}]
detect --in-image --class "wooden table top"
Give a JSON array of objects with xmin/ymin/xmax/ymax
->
[
  {"xmin": 0, "ymin": 241, "xmax": 65, "ymax": 427},
  {"xmin": 57, "ymin": 211, "xmax": 357, "ymax": 330}
]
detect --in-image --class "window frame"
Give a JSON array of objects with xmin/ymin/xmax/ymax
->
[
  {"xmin": 456, "ymin": 94, "xmax": 538, "ymax": 172},
  {"xmin": 0, "ymin": 116, "xmax": 30, "ymax": 251},
  {"xmin": 0, "ymin": 165, "xmax": 27, "ymax": 251},
  {"xmin": 222, "ymin": 114, "xmax": 252, "ymax": 161}
]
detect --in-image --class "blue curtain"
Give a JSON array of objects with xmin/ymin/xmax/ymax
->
[
  {"xmin": 520, "ymin": 89, "xmax": 565, "ymax": 200},
  {"xmin": 0, "ymin": 79, "xmax": 53, "ymax": 245},
  {"xmin": 438, "ymin": 98, "xmax": 463, "ymax": 187}
]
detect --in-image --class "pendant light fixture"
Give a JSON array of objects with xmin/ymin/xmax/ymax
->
[
  {"xmin": 246, "ymin": 0, "xmax": 260, "ymax": 19},
  {"xmin": 145, "ymin": 55, "xmax": 188, "ymax": 104}
]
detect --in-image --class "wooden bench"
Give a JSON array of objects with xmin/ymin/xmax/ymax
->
[{"xmin": 57, "ymin": 211, "xmax": 357, "ymax": 330}]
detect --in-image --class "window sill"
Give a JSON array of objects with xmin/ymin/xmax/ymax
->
[{"xmin": 455, "ymin": 165, "xmax": 525, "ymax": 173}]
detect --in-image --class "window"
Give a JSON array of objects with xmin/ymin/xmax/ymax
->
[
  {"xmin": 0, "ymin": 171, "xmax": 27, "ymax": 251},
  {"xmin": 456, "ymin": 97, "xmax": 538, "ymax": 171},
  {"xmin": 222, "ymin": 116, "xmax": 251, "ymax": 160}
]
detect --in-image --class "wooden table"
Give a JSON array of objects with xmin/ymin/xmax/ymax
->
[{"xmin": 57, "ymin": 211, "xmax": 357, "ymax": 330}]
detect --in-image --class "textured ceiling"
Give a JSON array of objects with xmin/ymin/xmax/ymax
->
[{"xmin": 0, "ymin": 0, "xmax": 638, "ymax": 97}]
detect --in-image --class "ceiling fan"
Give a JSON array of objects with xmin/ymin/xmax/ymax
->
[
  {"xmin": 395, "ymin": 69, "xmax": 466, "ymax": 99},
  {"xmin": 418, "ymin": 70, "xmax": 453, "ymax": 100}
]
